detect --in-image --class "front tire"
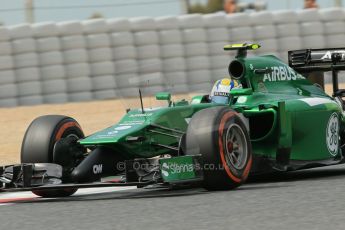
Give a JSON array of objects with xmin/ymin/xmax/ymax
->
[
  {"xmin": 21, "ymin": 115, "xmax": 84, "ymax": 197},
  {"xmin": 186, "ymin": 107, "xmax": 252, "ymax": 190}
]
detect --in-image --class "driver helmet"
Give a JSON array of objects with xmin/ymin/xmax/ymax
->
[{"xmin": 209, "ymin": 78, "xmax": 242, "ymax": 104}]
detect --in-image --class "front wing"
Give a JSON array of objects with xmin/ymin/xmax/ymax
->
[{"xmin": 0, "ymin": 155, "xmax": 203, "ymax": 193}]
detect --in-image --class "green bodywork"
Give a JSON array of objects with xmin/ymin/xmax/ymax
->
[
  {"xmin": 80, "ymin": 103, "xmax": 212, "ymax": 158},
  {"xmin": 79, "ymin": 53, "xmax": 344, "ymax": 172}
]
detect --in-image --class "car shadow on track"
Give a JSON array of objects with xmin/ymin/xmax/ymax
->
[
  {"xmin": 16, "ymin": 183, "xmax": 287, "ymax": 204},
  {"xmin": 248, "ymin": 165, "xmax": 345, "ymax": 183},
  {"xmin": 9, "ymin": 165, "xmax": 345, "ymax": 204}
]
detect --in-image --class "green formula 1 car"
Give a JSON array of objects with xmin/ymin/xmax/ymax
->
[{"xmin": 1, "ymin": 43, "xmax": 345, "ymax": 197}]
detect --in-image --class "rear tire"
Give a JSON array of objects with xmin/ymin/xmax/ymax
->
[
  {"xmin": 186, "ymin": 107, "xmax": 252, "ymax": 190},
  {"xmin": 21, "ymin": 115, "xmax": 84, "ymax": 197}
]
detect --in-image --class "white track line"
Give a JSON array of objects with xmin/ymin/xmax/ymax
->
[{"xmin": 75, "ymin": 186, "xmax": 137, "ymax": 196}]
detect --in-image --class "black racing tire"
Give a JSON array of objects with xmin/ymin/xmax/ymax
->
[
  {"xmin": 186, "ymin": 107, "xmax": 252, "ymax": 190},
  {"xmin": 21, "ymin": 115, "xmax": 84, "ymax": 197}
]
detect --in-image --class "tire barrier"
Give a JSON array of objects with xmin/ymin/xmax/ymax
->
[{"xmin": 0, "ymin": 8, "xmax": 344, "ymax": 107}]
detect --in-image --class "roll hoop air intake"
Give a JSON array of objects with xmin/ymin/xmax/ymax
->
[{"xmin": 224, "ymin": 43, "xmax": 261, "ymax": 80}]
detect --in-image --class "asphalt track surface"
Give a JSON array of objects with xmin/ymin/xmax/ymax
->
[{"xmin": 1, "ymin": 165, "xmax": 345, "ymax": 230}]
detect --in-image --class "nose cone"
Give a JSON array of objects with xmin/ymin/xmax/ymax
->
[{"xmin": 70, "ymin": 147, "xmax": 124, "ymax": 183}]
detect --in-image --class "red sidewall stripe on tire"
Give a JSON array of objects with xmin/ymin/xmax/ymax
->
[
  {"xmin": 218, "ymin": 111, "xmax": 252, "ymax": 184},
  {"xmin": 242, "ymin": 155, "xmax": 252, "ymax": 181},
  {"xmin": 55, "ymin": 121, "xmax": 82, "ymax": 141}
]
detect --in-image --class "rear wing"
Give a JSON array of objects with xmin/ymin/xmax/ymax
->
[
  {"xmin": 289, "ymin": 48, "xmax": 345, "ymax": 72},
  {"xmin": 288, "ymin": 48, "xmax": 345, "ymax": 96}
]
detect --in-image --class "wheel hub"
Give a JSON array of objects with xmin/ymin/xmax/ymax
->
[{"xmin": 224, "ymin": 124, "xmax": 248, "ymax": 170}]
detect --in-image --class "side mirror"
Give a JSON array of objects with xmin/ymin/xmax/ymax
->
[
  {"xmin": 230, "ymin": 88, "xmax": 253, "ymax": 96},
  {"xmin": 156, "ymin": 92, "xmax": 172, "ymax": 106}
]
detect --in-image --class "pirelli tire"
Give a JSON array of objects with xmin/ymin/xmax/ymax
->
[
  {"xmin": 21, "ymin": 115, "xmax": 85, "ymax": 197},
  {"xmin": 186, "ymin": 107, "xmax": 252, "ymax": 190}
]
